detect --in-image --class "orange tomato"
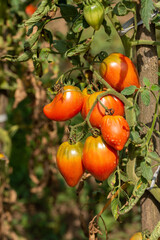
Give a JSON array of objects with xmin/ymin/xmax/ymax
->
[
  {"xmin": 43, "ymin": 86, "xmax": 83, "ymax": 121},
  {"xmin": 99, "ymin": 53, "xmax": 140, "ymax": 92},
  {"xmin": 101, "ymin": 115, "xmax": 130, "ymax": 151},
  {"xmin": 81, "ymin": 91, "xmax": 124, "ymax": 128},
  {"xmin": 56, "ymin": 141, "xmax": 84, "ymax": 187},
  {"xmin": 25, "ymin": 4, "xmax": 37, "ymax": 16},
  {"xmin": 82, "ymin": 135, "xmax": 118, "ymax": 181}
]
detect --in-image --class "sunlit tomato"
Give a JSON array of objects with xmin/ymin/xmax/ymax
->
[
  {"xmin": 101, "ymin": 115, "xmax": 130, "ymax": 151},
  {"xmin": 81, "ymin": 88, "xmax": 92, "ymax": 119},
  {"xmin": 83, "ymin": 1, "xmax": 104, "ymax": 30},
  {"xmin": 43, "ymin": 86, "xmax": 83, "ymax": 121},
  {"xmin": 81, "ymin": 91, "xmax": 124, "ymax": 128},
  {"xmin": 130, "ymin": 232, "xmax": 160, "ymax": 240},
  {"xmin": 99, "ymin": 53, "xmax": 140, "ymax": 92},
  {"xmin": 25, "ymin": 4, "xmax": 37, "ymax": 16},
  {"xmin": 129, "ymin": 232, "xmax": 142, "ymax": 240},
  {"xmin": 82, "ymin": 135, "xmax": 118, "ymax": 181},
  {"xmin": 56, "ymin": 141, "xmax": 84, "ymax": 187}
]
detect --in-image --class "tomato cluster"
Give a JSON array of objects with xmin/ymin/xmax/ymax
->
[{"xmin": 43, "ymin": 53, "xmax": 140, "ymax": 187}]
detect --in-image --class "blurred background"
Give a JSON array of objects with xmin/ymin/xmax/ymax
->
[{"xmin": 1, "ymin": 0, "xmax": 155, "ymax": 239}]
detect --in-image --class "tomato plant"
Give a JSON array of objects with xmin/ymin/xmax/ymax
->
[
  {"xmin": 81, "ymin": 91, "xmax": 124, "ymax": 128},
  {"xmin": 56, "ymin": 141, "xmax": 84, "ymax": 187},
  {"xmin": 99, "ymin": 53, "xmax": 140, "ymax": 92},
  {"xmin": 101, "ymin": 115, "xmax": 130, "ymax": 151},
  {"xmin": 83, "ymin": 0, "xmax": 104, "ymax": 31},
  {"xmin": 43, "ymin": 85, "xmax": 83, "ymax": 121},
  {"xmin": 82, "ymin": 135, "xmax": 119, "ymax": 181},
  {"xmin": 3, "ymin": 0, "xmax": 160, "ymax": 239}
]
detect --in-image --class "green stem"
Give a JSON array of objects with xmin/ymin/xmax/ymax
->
[
  {"xmin": 149, "ymin": 221, "xmax": 160, "ymax": 240},
  {"xmin": 145, "ymin": 94, "xmax": 159, "ymax": 146},
  {"xmin": 97, "ymin": 97, "xmax": 108, "ymax": 112},
  {"xmin": 131, "ymin": 40, "xmax": 160, "ymax": 46}
]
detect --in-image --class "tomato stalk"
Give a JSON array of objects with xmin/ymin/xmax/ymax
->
[
  {"xmin": 69, "ymin": 121, "xmax": 87, "ymax": 143},
  {"xmin": 142, "ymin": 93, "xmax": 160, "ymax": 148}
]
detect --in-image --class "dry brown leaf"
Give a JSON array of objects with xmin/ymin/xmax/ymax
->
[{"xmin": 13, "ymin": 78, "xmax": 27, "ymax": 108}]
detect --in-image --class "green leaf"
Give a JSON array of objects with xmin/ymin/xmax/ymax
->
[
  {"xmin": 140, "ymin": 162, "xmax": 153, "ymax": 181},
  {"xmin": 141, "ymin": 89, "xmax": 150, "ymax": 106},
  {"xmin": 59, "ymin": 4, "xmax": 78, "ymax": 23},
  {"xmin": 143, "ymin": 77, "xmax": 150, "ymax": 87},
  {"xmin": 148, "ymin": 151, "xmax": 160, "ymax": 161},
  {"xmin": 140, "ymin": 0, "xmax": 155, "ymax": 31},
  {"xmin": 130, "ymin": 131, "xmax": 141, "ymax": 143},
  {"xmin": 114, "ymin": 2, "xmax": 128, "ymax": 16},
  {"xmin": 72, "ymin": 14, "xmax": 89, "ymax": 33},
  {"xmin": 52, "ymin": 40, "xmax": 69, "ymax": 54},
  {"xmin": 121, "ymin": 85, "xmax": 137, "ymax": 95},
  {"xmin": 102, "ymin": 19, "xmax": 111, "ymax": 36},
  {"xmin": 150, "ymin": 84, "xmax": 160, "ymax": 91},
  {"xmin": 65, "ymin": 38, "xmax": 92, "ymax": 57},
  {"xmin": 24, "ymin": 0, "xmax": 56, "ymax": 27},
  {"xmin": 107, "ymin": 172, "xmax": 116, "ymax": 189},
  {"xmin": 111, "ymin": 198, "xmax": 119, "ymax": 220}
]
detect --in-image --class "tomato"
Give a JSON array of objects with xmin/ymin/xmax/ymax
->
[
  {"xmin": 129, "ymin": 232, "xmax": 142, "ymax": 240},
  {"xmin": 82, "ymin": 135, "xmax": 118, "ymax": 181},
  {"xmin": 99, "ymin": 53, "xmax": 140, "ymax": 92},
  {"xmin": 130, "ymin": 232, "xmax": 160, "ymax": 240},
  {"xmin": 56, "ymin": 141, "xmax": 84, "ymax": 187},
  {"xmin": 101, "ymin": 115, "xmax": 130, "ymax": 151},
  {"xmin": 43, "ymin": 85, "xmax": 83, "ymax": 121},
  {"xmin": 81, "ymin": 91, "xmax": 124, "ymax": 128},
  {"xmin": 81, "ymin": 88, "xmax": 92, "ymax": 119},
  {"xmin": 25, "ymin": 4, "xmax": 37, "ymax": 16},
  {"xmin": 83, "ymin": 1, "xmax": 104, "ymax": 30}
]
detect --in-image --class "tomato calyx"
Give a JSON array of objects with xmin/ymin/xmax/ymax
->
[
  {"xmin": 90, "ymin": 128, "xmax": 101, "ymax": 138},
  {"xmin": 105, "ymin": 108, "xmax": 114, "ymax": 116}
]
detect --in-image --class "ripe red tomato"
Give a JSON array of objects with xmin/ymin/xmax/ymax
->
[
  {"xmin": 43, "ymin": 85, "xmax": 83, "ymax": 121},
  {"xmin": 25, "ymin": 4, "xmax": 37, "ymax": 16},
  {"xmin": 82, "ymin": 135, "xmax": 118, "ymax": 181},
  {"xmin": 56, "ymin": 141, "xmax": 84, "ymax": 187},
  {"xmin": 81, "ymin": 91, "xmax": 124, "ymax": 128},
  {"xmin": 101, "ymin": 115, "xmax": 130, "ymax": 151},
  {"xmin": 99, "ymin": 53, "xmax": 140, "ymax": 92}
]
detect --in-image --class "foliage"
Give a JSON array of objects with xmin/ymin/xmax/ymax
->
[{"xmin": 0, "ymin": 0, "xmax": 160, "ymax": 240}]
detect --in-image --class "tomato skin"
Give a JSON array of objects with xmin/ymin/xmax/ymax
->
[
  {"xmin": 130, "ymin": 232, "xmax": 160, "ymax": 240},
  {"xmin": 129, "ymin": 232, "xmax": 142, "ymax": 240},
  {"xmin": 82, "ymin": 136, "xmax": 118, "ymax": 181},
  {"xmin": 25, "ymin": 4, "xmax": 37, "ymax": 16},
  {"xmin": 43, "ymin": 86, "xmax": 83, "ymax": 121},
  {"xmin": 81, "ymin": 91, "xmax": 124, "ymax": 128},
  {"xmin": 83, "ymin": 1, "xmax": 104, "ymax": 30},
  {"xmin": 81, "ymin": 88, "xmax": 92, "ymax": 119},
  {"xmin": 101, "ymin": 115, "xmax": 130, "ymax": 151},
  {"xmin": 99, "ymin": 53, "xmax": 140, "ymax": 92},
  {"xmin": 56, "ymin": 141, "xmax": 84, "ymax": 187}
]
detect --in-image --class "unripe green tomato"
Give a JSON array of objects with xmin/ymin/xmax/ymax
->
[{"xmin": 83, "ymin": 1, "xmax": 104, "ymax": 30}]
